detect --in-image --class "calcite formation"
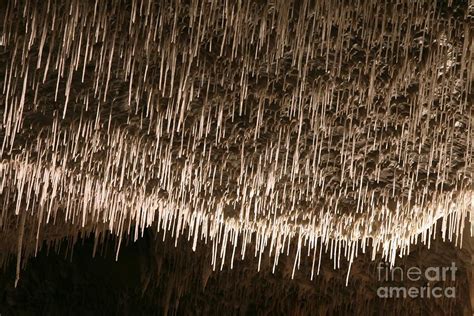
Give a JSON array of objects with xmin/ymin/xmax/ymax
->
[{"xmin": 0, "ymin": 0, "xmax": 473, "ymax": 286}]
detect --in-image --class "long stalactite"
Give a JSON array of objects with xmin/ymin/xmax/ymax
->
[{"xmin": 0, "ymin": 0, "xmax": 473, "ymax": 285}]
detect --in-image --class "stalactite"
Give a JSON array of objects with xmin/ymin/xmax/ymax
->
[{"xmin": 0, "ymin": 0, "xmax": 472, "ymax": 285}]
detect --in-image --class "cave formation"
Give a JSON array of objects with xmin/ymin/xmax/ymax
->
[{"xmin": 0, "ymin": 0, "xmax": 473, "ymax": 314}]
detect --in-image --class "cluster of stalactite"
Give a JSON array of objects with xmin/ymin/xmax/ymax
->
[{"xmin": 0, "ymin": 0, "xmax": 473, "ymax": 282}]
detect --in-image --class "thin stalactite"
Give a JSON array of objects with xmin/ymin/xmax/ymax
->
[{"xmin": 0, "ymin": 0, "xmax": 472, "ymax": 289}]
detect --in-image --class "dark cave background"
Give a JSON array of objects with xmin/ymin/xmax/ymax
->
[{"xmin": 0, "ymin": 228, "xmax": 470, "ymax": 315}]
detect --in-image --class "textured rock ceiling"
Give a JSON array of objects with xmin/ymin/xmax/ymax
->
[{"xmin": 0, "ymin": 0, "xmax": 473, "ymax": 303}]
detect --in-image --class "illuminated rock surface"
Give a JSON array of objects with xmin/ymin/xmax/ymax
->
[{"xmin": 0, "ymin": 0, "xmax": 473, "ymax": 314}]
